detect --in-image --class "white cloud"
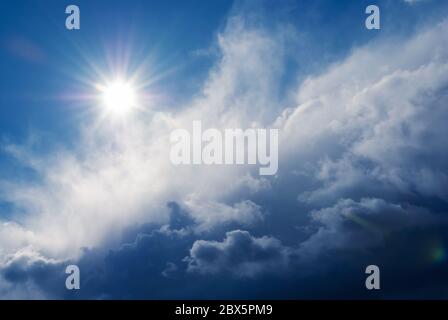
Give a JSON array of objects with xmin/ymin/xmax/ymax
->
[
  {"xmin": 1, "ymin": 3, "xmax": 448, "ymax": 295},
  {"xmin": 0, "ymin": 13, "xmax": 289, "ymax": 264},
  {"xmin": 280, "ymin": 19, "xmax": 448, "ymax": 204},
  {"xmin": 184, "ymin": 198, "xmax": 264, "ymax": 232}
]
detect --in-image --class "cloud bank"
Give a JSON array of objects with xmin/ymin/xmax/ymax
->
[{"xmin": 1, "ymin": 2, "xmax": 448, "ymax": 299}]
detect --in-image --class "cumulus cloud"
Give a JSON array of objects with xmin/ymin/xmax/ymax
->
[
  {"xmin": 0, "ymin": 9, "xmax": 286, "ymax": 264},
  {"xmin": 0, "ymin": 248, "xmax": 67, "ymax": 299},
  {"xmin": 299, "ymin": 198, "xmax": 437, "ymax": 256},
  {"xmin": 281, "ymin": 19, "xmax": 448, "ymax": 207},
  {"xmin": 1, "ymin": 1, "xmax": 448, "ymax": 299},
  {"xmin": 184, "ymin": 198, "xmax": 264, "ymax": 232},
  {"xmin": 187, "ymin": 230, "xmax": 291, "ymax": 278}
]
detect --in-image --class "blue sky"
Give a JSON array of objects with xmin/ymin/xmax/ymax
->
[{"xmin": 1, "ymin": 0, "xmax": 448, "ymax": 299}]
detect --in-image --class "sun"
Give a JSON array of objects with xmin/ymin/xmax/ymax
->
[{"xmin": 98, "ymin": 79, "xmax": 138, "ymax": 116}]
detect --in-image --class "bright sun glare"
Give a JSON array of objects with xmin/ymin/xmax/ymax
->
[{"xmin": 99, "ymin": 80, "xmax": 137, "ymax": 116}]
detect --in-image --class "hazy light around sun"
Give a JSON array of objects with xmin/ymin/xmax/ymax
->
[{"xmin": 98, "ymin": 79, "xmax": 138, "ymax": 116}]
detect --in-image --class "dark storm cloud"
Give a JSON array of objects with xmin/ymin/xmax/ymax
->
[{"xmin": 2, "ymin": 199, "xmax": 448, "ymax": 299}]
